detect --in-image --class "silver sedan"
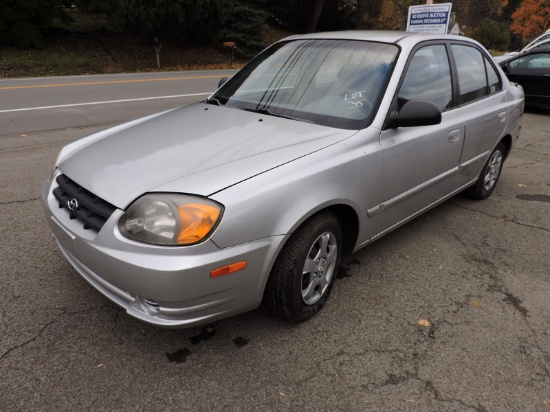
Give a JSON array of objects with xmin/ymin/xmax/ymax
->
[{"xmin": 41, "ymin": 31, "xmax": 524, "ymax": 328}]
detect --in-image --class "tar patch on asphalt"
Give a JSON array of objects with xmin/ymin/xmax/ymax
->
[
  {"xmin": 190, "ymin": 325, "xmax": 217, "ymax": 345},
  {"xmin": 165, "ymin": 348, "xmax": 192, "ymax": 363},
  {"xmin": 516, "ymin": 194, "xmax": 550, "ymax": 202},
  {"xmin": 233, "ymin": 336, "xmax": 249, "ymax": 347},
  {"xmin": 504, "ymin": 292, "xmax": 529, "ymax": 318}
]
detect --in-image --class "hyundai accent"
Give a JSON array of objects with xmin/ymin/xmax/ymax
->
[{"xmin": 42, "ymin": 31, "xmax": 524, "ymax": 328}]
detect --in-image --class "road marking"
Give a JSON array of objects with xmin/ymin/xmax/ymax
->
[
  {"xmin": 0, "ymin": 93, "xmax": 211, "ymax": 113},
  {"xmin": 0, "ymin": 75, "xmax": 223, "ymax": 90}
]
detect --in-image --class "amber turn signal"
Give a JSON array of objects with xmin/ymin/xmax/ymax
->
[
  {"xmin": 177, "ymin": 203, "xmax": 221, "ymax": 245},
  {"xmin": 210, "ymin": 261, "xmax": 247, "ymax": 278}
]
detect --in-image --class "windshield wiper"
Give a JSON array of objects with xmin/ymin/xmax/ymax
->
[
  {"xmin": 205, "ymin": 97, "xmax": 222, "ymax": 106},
  {"xmin": 241, "ymin": 107, "xmax": 316, "ymax": 124}
]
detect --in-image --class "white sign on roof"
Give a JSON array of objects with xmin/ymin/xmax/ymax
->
[{"xmin": 406, "ymin": 3, "xmax": 453, "ymax": 34}]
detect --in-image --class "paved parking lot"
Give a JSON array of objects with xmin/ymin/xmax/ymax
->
[{"xmin": 0, "ymin": 75, "xmax": 549, "ymax": 411}]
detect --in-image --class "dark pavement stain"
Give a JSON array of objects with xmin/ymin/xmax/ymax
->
[
  {"xmin": 233, "ymin": 336, "xmax": 249, "ymax": 347},
  {"xmin": 165, "ymin": 348, "xmax": 192, "ymax": 363},
  {"xmin": 418, "ymin": 325, "xmax": 436, "ymax": 340},
  {"xmin": 190, "ymin": 325, "xmax": 217, "ymax": 345},
  {"xmin": 336, "ymin": 267, "xmax": 352, "ymax": 279},
  {"xmin": 504, "ymin": 292, "xmax": 528, "ymax": 318},
  {"xmin": 516, "ymin": 194, "xmax": 550, "ymax": 202},
  {"xmin": 337, "ymin": 258, "xmax": 361, "ymax": 279},
  {"xmin": 384, "ymin": 374, "xmax": 407, "ymax": 385}
]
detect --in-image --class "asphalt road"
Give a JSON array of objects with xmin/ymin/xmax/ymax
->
[
  {"xmin": 1, "ymin": 72, "xmax": 549, "ymax": 411},
  {"xmin": 0, "ymin": 70, "xmax": 236, "ymax": 141}
]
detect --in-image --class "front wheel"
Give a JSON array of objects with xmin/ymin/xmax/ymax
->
[
  {"xmin": 264, "ymin": 211, "xmax": 342, "ymax": 322},
  {"xmin": 465, "ymin": 141, "xmax": 505, "ymax": 200}
]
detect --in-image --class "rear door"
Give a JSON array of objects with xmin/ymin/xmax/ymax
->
[{"xmin": 449, "ymin": 43, "xmax": 509, "ymax": 184}]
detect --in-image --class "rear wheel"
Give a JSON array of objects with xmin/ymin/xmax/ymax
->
[
  {"xmin": 465, "ymin": 141, "xmax": 505, "ymax": 200},
  {"xmin": 264, "ymin": 211, "xmax": 342, "ymax": 322}
]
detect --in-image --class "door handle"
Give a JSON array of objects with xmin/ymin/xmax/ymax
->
[{"xmin": 448, "ymin": 129, "xmax": 461, "ymax": 143}]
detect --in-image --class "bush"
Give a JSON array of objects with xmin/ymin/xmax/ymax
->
[
  {"xmin": 471, "ymin": 18, "xmax": 511, "ymax": 51},
  {"xmin": 218, "ymin": 1, "xmax": 267, "ymax": 58},
  {"xmin": 74, "ymin": 0, "xmax": 121, "ymax": 14},
  {"xmin": 113, "ymin": 0, "xmax": 266, "ymax": 57},
  {"xmin": 0, "ymin": 0, "xmax": 73, "ymax": 48}
]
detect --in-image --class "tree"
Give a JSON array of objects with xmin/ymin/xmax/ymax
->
[
  {"xmin": 510, "ymin": 0, "xmax": 550, "ymax": 43},
  {"xmin": 307, "ymin": 0, "xmax": 327, "ymax": 32},
  {"xmin": 452, "ymin": 0, "xmax": 508, "ymax": 32},
  {"xmin": 357, "ymin": 0, "xmax": 384, "ymax": 29},
  {"xmin": 261, "ymin": 0, "xmax": 360, "ymax": 33},
  {"xmin": 500, "ymin": 0, "xmax": 524, "ymax": 49},
  {"xmin": 471, "ymin": 18, "xmax": 511, "ymax": 50},
  {"xmin": 114, "ymin": 0, "xmax": 266, "ymax": 57},
  {"xmin": 116, "ymin": 0, "xmax": 189, "ymax": 42},
  {"xmin": 217, "ymin": 0, "xmax": 267, "ymax": 58},
  {"xmin": 377, "ymin": 0, "xmax": 401, "ymax": 30},
  {"xmin": 317, "ymin": 0, "xmax": 360, "ymax": 31},
  {"xmin": 0, "ymin": 0, "xmax": 73, "ymax": 48},
  {"xmin": 73, "ymin": 0, "xmax": 121, "ymax": 13},
  {"xmin": 374, "ymin": 0, "xmax": 423, "ymax": 30}
]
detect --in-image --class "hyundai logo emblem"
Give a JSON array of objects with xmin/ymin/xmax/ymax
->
[{"xmin": 67, "ymin": 198, "xmax": 79, "ymax": 211}]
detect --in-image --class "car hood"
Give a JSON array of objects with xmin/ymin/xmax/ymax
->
[{"xmin": 59, "ymin": 103, "xmax": 356, "ymax": 209}]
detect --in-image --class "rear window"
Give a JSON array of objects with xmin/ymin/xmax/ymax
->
[{"xmin": 452, "ymin": 45, "xmax": 490, "ymax": 104}]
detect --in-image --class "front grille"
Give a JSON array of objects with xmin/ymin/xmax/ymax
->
[{"xmin": 53, "ymin": 174, "xmax": 117, "ymax": 232}]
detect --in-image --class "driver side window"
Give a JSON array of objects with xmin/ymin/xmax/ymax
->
[{"xmin": 397, "ymin": 45, "xmax": 453, "ymax": 111}]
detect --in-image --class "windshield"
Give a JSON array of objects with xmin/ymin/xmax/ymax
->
[
  {"xmin": 211, "ymin": 39, "xmax": 399, "ymax": 129},
  {"xmin": 523, "ymin": 31, "xmax": 550, "ymax": 52}
]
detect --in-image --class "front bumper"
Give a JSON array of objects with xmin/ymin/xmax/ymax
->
[{"xmin": 41, "ymin": 177, "xmax": 283, "ymax": 328}]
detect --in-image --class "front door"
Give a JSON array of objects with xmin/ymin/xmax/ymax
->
[{"xmin": 372, "ymin": 44, "xmax": 464, "ymax": 237}]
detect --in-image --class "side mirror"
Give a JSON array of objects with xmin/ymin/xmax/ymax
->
[
  {"xmin": 218, "ymin": 77, "xmax": 229, "ymax": 88},
  {"xmin": 388, "ymin": 100, "xmax": 442, "ymax": 129}
]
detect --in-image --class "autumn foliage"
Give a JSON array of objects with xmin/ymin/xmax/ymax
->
[{"xmin": 511, "ymin": 0, "xmax": 550, "ymax": 41}]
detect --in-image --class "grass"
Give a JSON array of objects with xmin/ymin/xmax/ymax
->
[
  {"xmin": 0, "ymin": 33, "xmax": 241, "ymax": 78},
  {"xmin": 0, "ymin": 10, "xmax": 292, "ymax": 78},
  {"xmin": 0, "ymin": 47, "xmax": 103, "ymax": 78}
]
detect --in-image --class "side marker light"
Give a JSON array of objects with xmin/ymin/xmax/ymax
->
[{"xmin": 210, "ymin": 261, "xmax": 247, "ymax": 278}]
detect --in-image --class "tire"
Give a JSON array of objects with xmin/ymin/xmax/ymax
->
[
  {"xmin": 465, "ymin": 141, "xmax": 505, "ymax": 200},
  {"xmin": 264, "ymin": 211, "xmax": 342, "ymax": 322}
]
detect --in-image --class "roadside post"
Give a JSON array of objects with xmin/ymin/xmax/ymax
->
[
  {"xmin": 154, "ymin": 37, "xmax": 162, "ymax": 69},
  {"xmin": 223, "ymin": 42, "xmax": 237, "ymax": 65}
]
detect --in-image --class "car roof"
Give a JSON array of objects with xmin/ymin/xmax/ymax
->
[
  {"xmin": 282, "ymin": 30, "xmax": 477, "ymax": 46},
  {"xmin": 498, "ymin": 47, "xmax": 550, "ymax": 65},
  {"xmin": 525, "ymin": 38, "xmax": 550, "ymax": 51},
  {"xmin": 522, "ymin": 29, "xmax": 550, "ymax": 52}
]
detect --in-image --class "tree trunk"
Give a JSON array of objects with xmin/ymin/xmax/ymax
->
[{"xmin": 307, "ymin": 0, "xmax": 327, "ymax": 33}]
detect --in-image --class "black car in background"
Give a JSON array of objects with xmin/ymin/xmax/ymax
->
[{"xmin": 499, "ymin": 48, "xmax": 550, "ymax": 108}]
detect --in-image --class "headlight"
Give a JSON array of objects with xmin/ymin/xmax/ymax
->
[{"xmin": 119, "ymin": 194, "xmax": 223, "ymax": 246}]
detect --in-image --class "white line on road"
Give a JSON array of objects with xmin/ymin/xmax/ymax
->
[{"xmin": 0, "ymin": 93, "xmax": 211, "ymax": 114}]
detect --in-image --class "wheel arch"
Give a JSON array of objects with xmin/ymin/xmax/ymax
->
[
  {"xmin": 328, "ymin": 204, "xmax": 360, "ymax": 255},
  {"xmin": 500, "ymin": 134, "xmax": 513, "ymax": 161},
  {"xmin": 285, "ymin": 203, "xmax": 360, "ymax": 256}
]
